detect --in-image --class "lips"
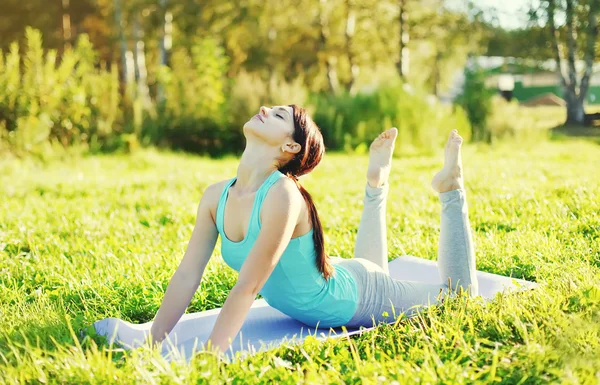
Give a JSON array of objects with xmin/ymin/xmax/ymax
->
[{"xmin": 254, "ymin": 114, "xmax": 264, "ymax": 123}]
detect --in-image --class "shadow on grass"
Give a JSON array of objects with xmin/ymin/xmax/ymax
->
[{"xmin": 550, "ymin": 124, "xmax": 600, "ymax": 145}]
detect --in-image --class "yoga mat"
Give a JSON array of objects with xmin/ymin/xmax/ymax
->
[{"xmin": 92, "ymin": 255, "xmax": 539, "ymax": 363}]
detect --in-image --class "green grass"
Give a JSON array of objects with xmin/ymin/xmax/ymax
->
[{"xmin": 1, "ymin": 138, "xmax": 599, "ymax": 384}]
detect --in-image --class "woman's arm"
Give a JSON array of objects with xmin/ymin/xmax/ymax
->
[
  {"xmin": 149, "ymin": 183, "xmax": 220, "ymax": 345},
  {"xmin": 205, "ymin": 178, "xmax": 302, "ymax": 355}
]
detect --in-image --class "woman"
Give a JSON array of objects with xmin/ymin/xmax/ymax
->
[{"xmin": 148, "ymin": 105, "xmax": 479, "ymax": 356}]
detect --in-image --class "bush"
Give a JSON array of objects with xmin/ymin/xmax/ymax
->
[
  {"xmin": 487, "ymin": 96, "xmax": 553, "ymax": 145},
  {"xmin": 311, "ymin": 79, "xmax": 471, "ymax": 155},
  {"xmin": 162, "ymin": 37, "xmax": 228, "ymax": 120},
  {"xmin": 142, "ymin": 37, "xmax": 230, "ymax": 155},
  {"xmin": 455, "ymin": 64, "xmax": 494, "ymax": 143},
  {"xmin": 0, "ymin": 27, "xmax": 121, "ymax": 158},
  {"xmin": 0, "ymin": 29, "xmax": 484, "ymax": 158}
]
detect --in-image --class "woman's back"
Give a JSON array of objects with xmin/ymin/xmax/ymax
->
[{"xmin": 215, "ymin": 169, "xmax": 359, "ymax": 327}]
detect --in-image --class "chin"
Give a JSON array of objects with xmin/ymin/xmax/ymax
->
[
  {"xmin": 242, "ymin": 120, "xmax": 261, "ymax": 138},
  {"xmin": 242, "ymin": 120, "xmax": 253, "ymax": 133}
]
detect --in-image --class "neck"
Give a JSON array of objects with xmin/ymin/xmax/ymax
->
[{"xmin": 235, "ymin": 141, "xmax": 280, "ymax": 193}]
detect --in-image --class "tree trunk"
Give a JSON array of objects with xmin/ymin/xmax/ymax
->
[
  {"xmin": 158, "ymin": 0, "xmax": 171, "ymax": 68},
  {"xmin": 566, "ymin": 96, "xmax": 586, "ymax": 125},
  {"xmin": 61, "ymin": 0, "xmax": 72, "ymax": 50},
  {"xmin": 396, "ymin": 0, "xmax": 409, "ymax": 79},
  {"xmin": 133, "ymin": 13, "xmax": 152, "ymax": 113},
  {"xmin": 157, "ymin": 0, "xmax": 172, "ymax": 104},
  {"xmin": 565, "ymin": 0, "xmax": 578, "ymax": 93},
  {"xmin": 547, "ymin": 0, "xmax": 599, "ymax": 126},
  {"xmin": 547, "ymin": 0, "xmax": 568, "ymax": 89},
  {"xmin": 579, "ymin": 0, "xmax": 599, "ymax": 117},
  {"xmin": 432, "ymin": 51, "xmax": 441, "ymax": 96},
  {"xmin": 344, "ymin": 0, "xmax": 358, "ymax": 92},
  {"xmin": 124, "ymin": 50, "xmax": 135, "ymax": 101},
  {"xmin": 318, "ymin": 0, "xmax": 339, "ymax": 94},
  {"xmin": 114, "ymin": 0, "xmax": 128, "ymax": 83},
  {"xmin": 325, "ymin": 58, "xmax": 340, "ymax": 94},
  {"xmin": 132, "ymin": 16, "xmax": 140, "ymax": 82}
]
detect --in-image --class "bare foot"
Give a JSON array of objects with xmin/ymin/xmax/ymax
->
[
  {"xmin": 431, "ymin": 129, "xmax": 465, "ymax": 193},
  {"xmin": 367, "ymin": 127, "xmax": 398, "ymax": 188}
]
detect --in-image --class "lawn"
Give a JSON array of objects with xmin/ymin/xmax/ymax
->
[{"xmin": 1, "ymin": 138, "xmax": 599, "ymax": 384}]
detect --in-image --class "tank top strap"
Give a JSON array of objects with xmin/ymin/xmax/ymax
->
[
  {"xmin": 215, "ymin": 170, "xmax": 286, "ymax": 239},
  {"xmin": 216, "ymin": 177, "xmax": 237, "ymax": 235},
  {"xmin": 247, "ymin": 170, "xmax": 286, "ymax": 234}
]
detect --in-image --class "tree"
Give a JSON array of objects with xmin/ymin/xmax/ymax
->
[
  {"xmin": 396, "ymin": 0, "xmax": 410, "ymax": 79},
  {"xmin": 318, "ymin": 0, "xmax": 341, "ymax": 93},
  {"xmin": 485, "ymin": 26, "xmax": 555, "ymax": 60},
  {"xmin": 456, "ymin": 62, "xmax": 494, "ymax": 143},
  {"xmin": 540, "ymin": 0, "xmax": 599, "ymax": 125},
  {"xmin": 0, "ymin": 0, "xmax": 97, "ymax": 54},
  {"xmin": 398, "ymin": 0, "xmax": 485, "ymax": 95},
  {"xmin": 344, "ymin": 0, "xmax": 359, "ymax": 91}
]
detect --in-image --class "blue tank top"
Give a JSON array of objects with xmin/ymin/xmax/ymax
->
[{"xmin": 215, "ymin": 169, "xmax": 359, "ymax": 328}]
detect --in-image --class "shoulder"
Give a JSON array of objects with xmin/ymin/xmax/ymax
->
[
  {"xmin": 272, "ymin": 175, "xmax": 303, "ymax": 200},
  {"xmin": 201, "ymin": 178, "xmax": 233, "ymax": 222},
  {"xmin": 259, "ymin": 175, "xmax": 303, "ymax": 229},
  {"xmin": 202, "ymin": 179, "xmax": 230, "ymax": 203},
  {"xmin": 264, "ymin": 175, "xmax": 304, "ymax": 211},
  {"xmin": 204, "ymin": 179, "xmax": 230, "ymax": 197}
]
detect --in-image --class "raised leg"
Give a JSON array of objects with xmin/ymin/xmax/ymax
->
[
  {"xmin": 353, "ymin": 127, "xmax": 397, "ymax": 274},
  {"xmin": 354, "ymin": 182, "xmax": 390, "ymax": 274},
  {"xmin": 431, "ymin": 129, "xmax": 479, "ymax": 296},
  {"xmin": 344, "ymin": 129, "xmax": 479, "ymax": 329},
  {"xmin": 437, "ymin": 189, "xmax": 478, "ymax": 296}
]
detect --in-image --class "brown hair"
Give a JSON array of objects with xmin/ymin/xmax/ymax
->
[{"xmin": 277, "ymin": 104, "xmax": 336, "ymax": 281}]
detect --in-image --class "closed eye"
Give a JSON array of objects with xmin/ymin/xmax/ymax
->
[{"xmin": 276, "ymin": 114, "xmax": 284, "ymax": 120}]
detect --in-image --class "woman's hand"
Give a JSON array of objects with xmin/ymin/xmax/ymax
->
[
  {"xmin": 196, "ymin": 344, "xmax": 228, "ymax": 364},
  {"xmin": 143, "ymin": 332, "xmax": 163, "ymax": 351}
]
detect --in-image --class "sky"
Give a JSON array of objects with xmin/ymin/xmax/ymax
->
[
  {"xmin": 477, "ymin": 0, "xmax": 532, "ymax": 28},
  {"xmin": 447, "ymin": 0, "xmax": 535, "ymax": 29}
]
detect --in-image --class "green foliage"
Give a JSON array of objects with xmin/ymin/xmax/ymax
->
[
  {"xmin": 1, "ymin": 141, "xmax": 599, "ymax": 382},
  {"xmin": 0, "ymin": 25, "xmax": 574, "ymax": 158},
  {"xmin": 484, "ymin": 25, "xmax": 555, "ymax": 60},
  {"xmin": 219, "ymin": 70, "xmax": 311, "ymax": 155},
  {"xmin": 486, "ymin": 96, "xmax": 562, "ymax": 145},
  {"xmin": 0, "ymin": 27, "xmax": 121, "ymax": 158},
  {"xmin": 455, "ymin": 64, "xmax": 494, "ymax": 143},
  {"xmin": 162, "ymin": 37, "xmax": 228, "ymax": 120},
  {"xmin": 312, "ymin": 80, "xmax": 472, "ymax": 155},
  {"xmin": 143, "ymin": 37, "xmax": 230, "ymax": 156}
]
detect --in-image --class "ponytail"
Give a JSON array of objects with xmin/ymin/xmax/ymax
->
[
  {"xmin": 282, "ymin": 104, "xmax": 334, "ymax": 281},
  {"xmin": 286, "ymin": 173, "xmax": 336, "ymax": 281}
]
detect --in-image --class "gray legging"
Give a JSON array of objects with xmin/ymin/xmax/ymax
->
[{"xmin": 333, "ymin": 182, "xmax": 479, "ymax": 327}]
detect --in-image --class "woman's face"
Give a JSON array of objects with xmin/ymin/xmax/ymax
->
[{"xmin": 243, "ymin": 105, "xmax": 296, "ymax": 146}]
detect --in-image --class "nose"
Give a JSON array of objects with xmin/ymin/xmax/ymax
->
[{"xmin": 260, "ymin": 106, "xmax": 268, "ymax": 118}]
